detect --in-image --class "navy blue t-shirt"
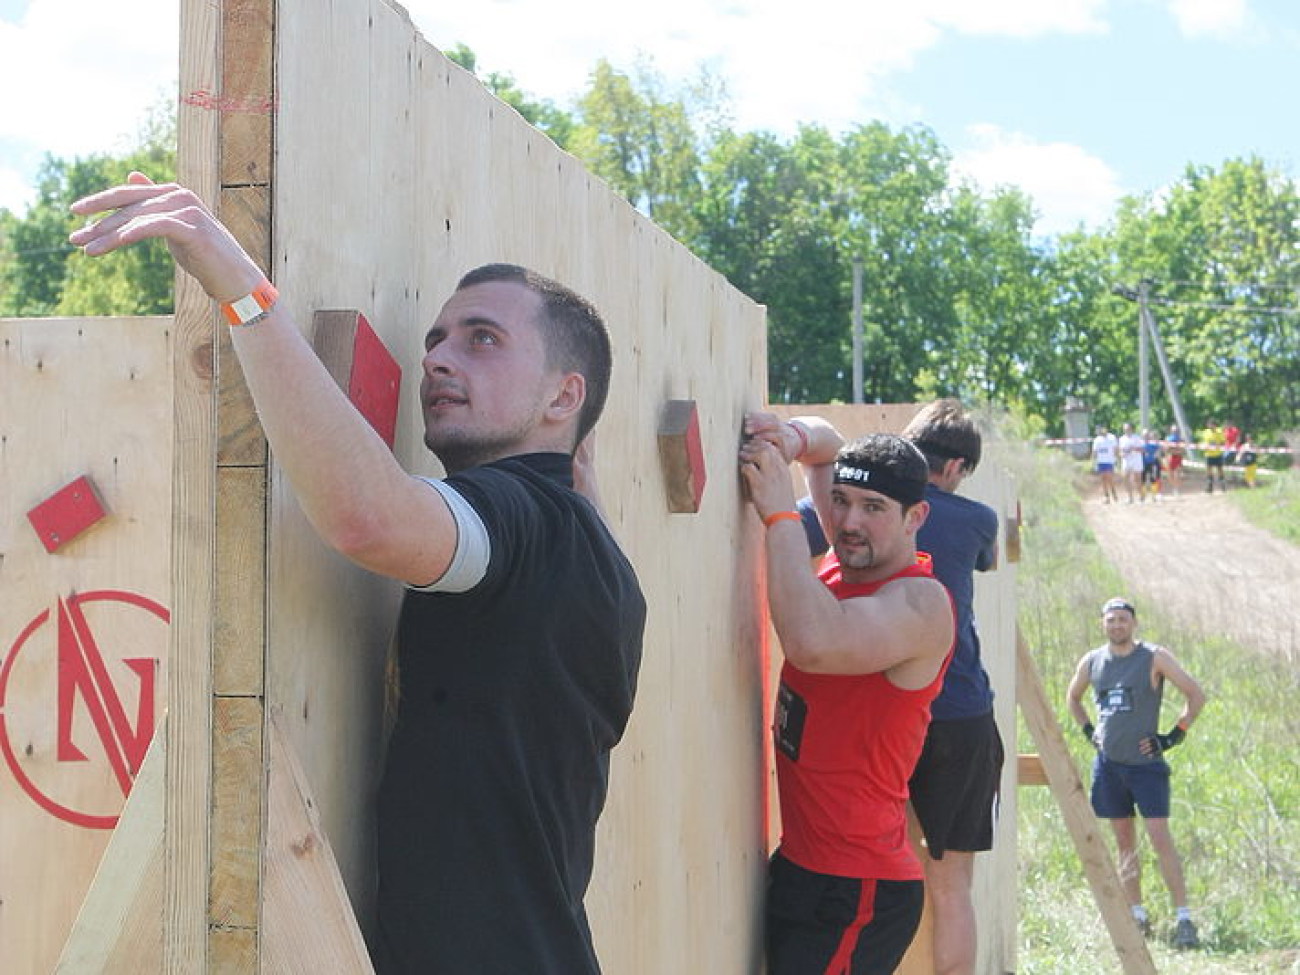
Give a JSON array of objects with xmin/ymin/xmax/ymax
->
[{"xmin": 374, "ymin": 453, "xmax": 645, "ymax": 974}]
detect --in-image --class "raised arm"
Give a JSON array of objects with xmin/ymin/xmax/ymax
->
[
  {"xmin": 69, "ymin": 174, "xmax": 457, "ymax": 586},
  {"xmin": 738, "ymin": 426, "xmax": 950, "ymax": 685}
]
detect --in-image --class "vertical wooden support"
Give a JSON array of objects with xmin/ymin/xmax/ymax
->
[
  {"xmin": 172, "ymin": 2, "xmax": 222, "ymax": 969},
  {"xmin": 210, "ymin": 0, "xmax": 276, "ymax": 967},
  {"xmin": 1016, "ymin": 628, "xmax": 1157, "ymax": 975}
]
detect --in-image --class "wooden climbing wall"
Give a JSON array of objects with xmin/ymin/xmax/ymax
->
[{"xmin": 0, "ymin": 317, "xmax": 173, "ymax": 975}]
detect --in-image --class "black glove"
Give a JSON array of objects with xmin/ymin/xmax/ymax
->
[
  {"xmin": 1081, "ymin": 722, "xmax": 1097, "ymax": 747},
  {"xmin": 1145, "ymin": 725, "xmax": 1186, "ymax": 754}
]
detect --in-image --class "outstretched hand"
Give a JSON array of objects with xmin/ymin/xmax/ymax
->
[{"xmin": 68, "ymin": 172, "xmax": 264, "ymax": 304}]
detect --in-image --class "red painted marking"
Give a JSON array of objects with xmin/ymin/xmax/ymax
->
[
  {"xmin": 349, "ymin": 313, "xmax": 402, "ymax": 449},
  {"xmin": 0, "ymin": 591, "xmax": 167, "ymax": 830},
  {"xmin": 181, "ymin": 88, "xmax": 278, "ymax": 115},
  {"xmin": 682, "ymin": 405, "xmax": 706, "ymax": 511},
  {"xmin": 26, "ymin": 475, "xmax": 107, "ymax": 553}
]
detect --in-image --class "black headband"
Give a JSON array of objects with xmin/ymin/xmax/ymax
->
[{"xmin": 833, "ymin": 461, "xmax": 926, "ymax": 506}]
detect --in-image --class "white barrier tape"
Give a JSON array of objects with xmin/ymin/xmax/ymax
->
[{"xmin": 1039, "ymin": 437, "xmax": 1292, "ymax": 454}]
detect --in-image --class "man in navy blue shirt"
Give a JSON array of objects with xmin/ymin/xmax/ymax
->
[{"xmin": 901, "ymin": 399, "xmax": 1001, "ymax": 975}]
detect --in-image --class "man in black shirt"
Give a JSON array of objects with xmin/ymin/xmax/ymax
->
[{"xmin": 70, "ymin": 178, "xmax": 646, "ymax": 973}]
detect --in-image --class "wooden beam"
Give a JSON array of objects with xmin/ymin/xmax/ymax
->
[
  {"xmin": 1017, "ymin": 753, "xmax": 1049, "ymax": 787},
  {"xmin": 172, "ymin": 0, "xmax": 223, "ymax": 966},
  {"xmin": 1016, "ymin": 627, "xmax": 1156, "ymax": 975},
  {"xmin": 56, "ymin": 721, "xmax": 166, "ymax": 974},
  {"xmin": 262, "ymin": 715, "xmax": 374, "ymax": 973},
  {"xmin": 208, "ymin": 696, "xmax": 265, "ymax": 931}
]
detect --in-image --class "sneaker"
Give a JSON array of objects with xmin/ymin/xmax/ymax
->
[
  {"xmin": 1173, "ymin": 918, "xmax": 1199, "ymax": 949},
  {"xmin": 1136, "ymin": 916, "xmax": 1151, "ymax": 937}
]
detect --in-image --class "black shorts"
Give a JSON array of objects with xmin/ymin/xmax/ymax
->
[
  {"xmin": 766, "ymin": 852, "xmax": 924, "ymax": 975},
  {"xmin": 908, "ymin": 711, "xmax": 1004, "ymax": 858}
]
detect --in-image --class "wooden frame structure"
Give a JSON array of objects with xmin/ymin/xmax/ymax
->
[
  {"xmin": 2, "ymin": 4, "xmax": 1040, "ymax": 974},
  {"xmin": 6, "ymin": 0, "xmax": 771, "ymax": 971}
]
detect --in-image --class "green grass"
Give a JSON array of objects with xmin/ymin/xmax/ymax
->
[
  {"xmin": 1232, "ymin": 468, "xmax": 1300, "ymax": 546},
  {"xmin": 1002, "ymin": 438, "xmax": 1300, "ymax": 974}
]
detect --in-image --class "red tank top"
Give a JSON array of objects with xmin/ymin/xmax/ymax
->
[{"xmin": 773, "ymin": 554, "xmax": 953, "ymax": 880}]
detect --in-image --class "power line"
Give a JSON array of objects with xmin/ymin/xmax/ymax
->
[{"xmin": 1147, "ymin": 295, "xmax": 1300, "ymax": 316}]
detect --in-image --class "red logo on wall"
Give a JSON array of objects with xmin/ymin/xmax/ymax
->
[{"xmin": 0, "ymin": 590, "xmax": 168, "ymax": 829}]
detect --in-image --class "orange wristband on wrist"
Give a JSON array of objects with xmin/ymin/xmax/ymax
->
[
  {"xmin": 763, "ymin": 510, "xmax": 802, "ymax": 528},
  {"xmin": 221, "ymin": 279, "xmax": 279, "ymax": 327}
]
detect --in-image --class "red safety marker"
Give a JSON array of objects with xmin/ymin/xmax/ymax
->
[
  {"xmin": 348, "ymin": 313, "xmax": 402, "ymax": 449},
  {"xmin": 657, "ymin": 399, "xmax": 707, "ymax": 513},
  {"xmin": 26, "ymin": 475, "xmax": 108, "ymax": 553},
  {"xmin": 312, "ymin": 310, "xmax": 402, "ymax": 450}
]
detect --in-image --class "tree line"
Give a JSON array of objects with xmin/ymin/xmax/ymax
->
[{"xmin": 3, "ymin": 51, "xmax": 1297, "ymax": 443}]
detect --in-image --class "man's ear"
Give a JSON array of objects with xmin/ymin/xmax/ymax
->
[
  {"xmin": 905, "ymin": 499, "xmax": 930, "ymax": 535},
  {"xmin": 546, "ymin": 372, "xmax": 586, "ymax": 425}
]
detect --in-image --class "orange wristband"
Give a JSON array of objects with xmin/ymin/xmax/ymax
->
[
  {"xmin": 763, "ymin": 510, "xmax": 802, "ymax": 528},
  {"xmin": 221, "ymin": 279, "xmax": 279, "ymax": 327}
]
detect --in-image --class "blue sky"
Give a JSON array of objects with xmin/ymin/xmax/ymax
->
[{"xmin": 2, "ymin": 0, "xmax": 1298, "ymax": 237}]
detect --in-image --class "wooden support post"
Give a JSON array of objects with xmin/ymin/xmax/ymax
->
[{"xmin": 1015, "ymin": 627, "xmax": 1157, "ymax": 975}]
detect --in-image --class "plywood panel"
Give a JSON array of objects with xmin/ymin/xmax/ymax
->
[
  {"xmin": 0, "ymin": 317, "xmax": 173, "ymax": 975},
  {"xmin": 262, "ymin": 1, "xmax": 769, "ymax": 969}
]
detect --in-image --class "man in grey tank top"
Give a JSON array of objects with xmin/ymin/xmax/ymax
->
[{"xmin": 1066, "ymin": 597, "xmax": 1207, "ymax": 950}]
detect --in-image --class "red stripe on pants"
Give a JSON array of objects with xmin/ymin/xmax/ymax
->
[{"xmin": 823, "ymin": 878, "xmax": 876, "ymax": 974}]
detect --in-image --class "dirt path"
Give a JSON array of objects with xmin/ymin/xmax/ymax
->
[{"xmin": 1081, "ymin": 476, "xmax": 1300, "ymax": 663}]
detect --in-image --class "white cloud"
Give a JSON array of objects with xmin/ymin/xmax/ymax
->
[
  {"xmin": 952, "ymin": 124, "xmax": 1126, "ymax": 236},
  {"xmin": 922, "ymin": 0, "xmax": 1109, "ymax": 38},
  {"xmin": 0, "ymin": 0, "xmax": 177, "ymax": 212},
  {"xmin": 401, "ymin": 0, "xmax": 1112, "ymax": 137},
  {"xmin": 1164, "ymin": 0, "xmax": 1249, "ymax": 37}
]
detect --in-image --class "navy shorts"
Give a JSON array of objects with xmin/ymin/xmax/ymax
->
[
  {"xmin": 909, "ymin": 711, "xmax": 1004, "ymax": 858},
  {"xmin": 766, "ymin": 852, "xmax": 924, "ymax": 975},
  {"xmin": 1091, "ymin": 754, "xmax": 1171, "ymax": 819}
]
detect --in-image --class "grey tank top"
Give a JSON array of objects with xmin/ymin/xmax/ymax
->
[{"xmin": 1089, "ymin": 641, "xmax": 1163, "ymax": 765}]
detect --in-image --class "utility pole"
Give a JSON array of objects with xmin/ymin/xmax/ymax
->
[
  {"xmin": 1139, "ymin": 296, "xmax": 1195, "ymax": 451},
  {"xmin": 1114, "ymin": 281, "xmax": 1194, "ymax": 447},
  {"xmin": 852, "ymin": 257, "xmax": 864, "ymax": 404},
  {"xmin": 1138, "ymin": 281, "xmax": 1151, "ymax": 430}
]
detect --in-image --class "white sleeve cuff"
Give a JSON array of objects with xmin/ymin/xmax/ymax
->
[{"xmin": 407, "ymin": 478, "xmax": 491, "ymax": 593}]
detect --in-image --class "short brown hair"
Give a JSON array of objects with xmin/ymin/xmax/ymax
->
[{"xmin": 456, "ymin": 264, "xmax": 612, "ymax": 448}]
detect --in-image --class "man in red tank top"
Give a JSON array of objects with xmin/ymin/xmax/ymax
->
[{"xmin": 740, "ymin": 413, "xmax": 956, "ymax": 975}]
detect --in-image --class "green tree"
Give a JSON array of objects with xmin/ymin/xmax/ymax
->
[
  {"xmin": 569, "ymin": 59, "xmax": 706, "ymax": 243},
  {"xmin": 0, "ymin": 101, "xmax": 176, "ymax": 317},
  {"xmin": 1109, "ymin": 157, "xmax": 1300, "ymax": 438},
  {"xmin": 694, "ymin": 125, "xmax": 849, "ymax": 402},
  {"xmin": 444, "ymin": 43, "xmax": 576, "ymax": 148}
]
